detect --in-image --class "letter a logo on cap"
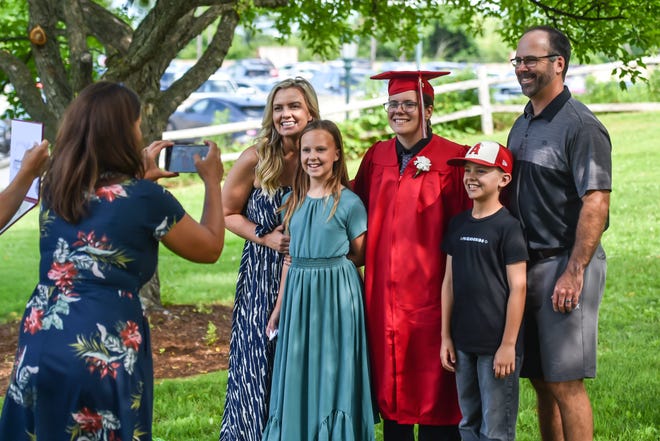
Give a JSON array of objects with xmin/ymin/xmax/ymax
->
[
  {"xmin": 467, "ymin": 143, "xmax": 481, "ymax": 156},
  {"xmin": 465, "ymin": 141, "xmax": 499, "ymax": 165}
]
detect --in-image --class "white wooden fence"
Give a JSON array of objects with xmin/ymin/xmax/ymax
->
[{"xmin": 163, "ymin": 59, "xmax": 660, "ymax": 162}]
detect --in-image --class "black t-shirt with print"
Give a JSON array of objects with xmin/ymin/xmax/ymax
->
[{"xmin": 442, "ymin": 207, "xmax": 528, "ymax": 355}]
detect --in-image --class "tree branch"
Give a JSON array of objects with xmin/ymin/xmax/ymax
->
[
  {"xmin": 0, "ymin": 50, "xmax": 58, "ymax": 136},
  {"xmin": 63, "ymin": 0, "xmax": 93, "ymax": 92},
  {"xmin": 79, "ymin": 0, "xmax": 134, "ymax": 57},
  {"xmin": 127, "ymin": 6, "xmax": 226, "ymax": 76},
  {"xmin": 125, "ymin": 1, "xmax": 232, "ymax": 73},
  {"xmin": 125, "ymin": 0, "xmax": 285, "ymax": 74},
  {"xmin": 28, "ymin": 0, "xmax": 72, "ymax": 118},
  {"xmin": 251, "ymin": 0, "xmax": 288, "ymax": 6},
  {"xmin": 529, "ymin": 0, "xmax": 624, "ymax": 21},
  {"xmin": 160, "ymin": 8, "xmax": 240, "ymax": 107}
]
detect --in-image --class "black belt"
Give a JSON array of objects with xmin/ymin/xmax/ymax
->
[{"xmin": 528, "ymin": 247, "xmax": 567, "ymax": 263}]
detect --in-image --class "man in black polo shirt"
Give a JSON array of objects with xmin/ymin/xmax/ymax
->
[{"xmin": 507, "ymin": 26, "xmax": 611, "ymax": 441}]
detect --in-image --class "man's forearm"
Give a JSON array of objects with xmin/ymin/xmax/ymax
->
[{"xmin": 567, "ymin": 190, "xmax": 610, "ymax": 273}]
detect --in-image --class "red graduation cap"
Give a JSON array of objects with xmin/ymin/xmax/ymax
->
[{"xmin": 370, "ymin": 70, "xmax": 450, "ymax": 138}]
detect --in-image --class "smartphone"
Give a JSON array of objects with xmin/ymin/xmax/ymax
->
[{"xmin": 164, "ymin": 144, "xmax": 209, "ymax": 173}]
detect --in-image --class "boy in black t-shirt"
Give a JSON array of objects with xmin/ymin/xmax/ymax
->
[{"xmin": 440, "ymin": 141, "xmax": 528, "ymax": 441}]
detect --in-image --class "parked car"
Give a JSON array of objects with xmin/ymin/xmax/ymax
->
[
  {"xmin": 422, "ymin": 61, "xmax": 469, "ymax": 72},
  {"xmin": 492, "ymin": 80, "xmax": 524, "ymax": 102},
  {"xmin": 160, "ymin": 60, "xmax": 194, "ymax": 90},
  {"xmin": 278, "ymin": 61, "xmax": 326, "ymax": 80},
  {"xmin": 306, "ymin": 66, "xmax": 374, "ymax": 97},
  {"xmin": 225, "ymin": 58, "xmax": 279, "ymax": 80},
  {"xmin": 235, "ymin": 81, "xmax": 268, "ymax": 97},
  {"xmin": 194, "ymin": 72, "xmax": 240, "ymax": 94},
  {"xmin": 167, "ymin": 94, "xmax": 266, "ymax": 144},
  {"xmin": 0, "ymin": 120, "xmax": 10, "ymax": 155},
  {"xmin": 160, "ymin": 70, "xmax": 180, "ymax": 90},
  {"xmin": 236, "ymin": 78, "xmax": 279, "ymax": 95}
]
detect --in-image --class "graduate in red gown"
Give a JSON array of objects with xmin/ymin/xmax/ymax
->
[{"xmin": 353, "ymin": 71, "xmax": 471, "ymax": 441}]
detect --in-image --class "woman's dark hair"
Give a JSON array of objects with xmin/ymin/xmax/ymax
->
[{"xmin": 42, "ymin": 81, "xmax": 144, "ymax": 223}]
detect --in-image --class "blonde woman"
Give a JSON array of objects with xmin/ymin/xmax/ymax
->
[{"xmin": 219, "ymin": 77, "xmax": 320, "ymax": 441}]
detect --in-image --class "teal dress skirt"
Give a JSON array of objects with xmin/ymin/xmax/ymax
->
[{"xmin": 262, "ymin": 189, "xmax": 376, "ymax": 441}]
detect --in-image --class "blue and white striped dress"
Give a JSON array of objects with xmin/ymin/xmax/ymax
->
[{"xmin": 220, "ymin": 186, "xmax": 288, "ymax": 441}]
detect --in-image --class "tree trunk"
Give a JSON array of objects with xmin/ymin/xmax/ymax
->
[{"xmin": 140, "ymin": 269, "xmax": 163, "ymax": 313}]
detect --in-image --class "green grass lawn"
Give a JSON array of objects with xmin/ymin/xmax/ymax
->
[{"xmin": 1, "ymin": 112, "xmax": 658, "ymax": 440}]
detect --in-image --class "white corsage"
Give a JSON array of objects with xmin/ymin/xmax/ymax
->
[{"xmin": 413, "ymin": 156, "xmax": 431, "ymax": 178}]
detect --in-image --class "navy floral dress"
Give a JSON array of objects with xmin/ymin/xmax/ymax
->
[{"xmin": 0, "ymin": 179, "xmax": 185, "ymax": 441}]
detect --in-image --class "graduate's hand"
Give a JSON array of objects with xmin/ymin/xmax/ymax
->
[
  {"xmin": 440, "ymin": 336, "xmax": 456, "ymax": 372},
  {"xmin": 493, "ymin": 343, "xmax": 516, "ymax": 379}
]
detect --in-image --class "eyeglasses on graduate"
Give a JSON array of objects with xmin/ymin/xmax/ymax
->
[
  {"xmin": 510, "ymin": 54, "xmax": 560, "ymax": 68},
  {"xmin": 383, "ymin": 100, "xmax": 419, "ymax": 112}
]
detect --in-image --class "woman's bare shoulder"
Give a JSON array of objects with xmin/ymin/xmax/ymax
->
[{"xmin": 236, "ymin": 144, "xmax": 260, "ymax": 166}]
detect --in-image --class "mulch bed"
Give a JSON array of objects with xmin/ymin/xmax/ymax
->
[{"xmin": 0, "ymin": 303, "xmax": 234, "ymax": 390}]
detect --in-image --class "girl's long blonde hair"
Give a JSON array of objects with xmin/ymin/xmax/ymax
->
[
  {"xmin": 255, "ymin": 77, "xmax": 320, "ymax": 197},
  {"xmin": 281, "ymin": 120, "xmax": 350, "ymax": 231}
]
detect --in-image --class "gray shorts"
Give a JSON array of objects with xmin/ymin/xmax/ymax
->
[{"xmin": 521, "ymin": 244, "xmax": 607, "ymax": 382}]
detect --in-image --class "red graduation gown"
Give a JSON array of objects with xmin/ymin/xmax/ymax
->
[{"xmin": 353, "ymin": 135, "xmax": 470, "ymax": 425}]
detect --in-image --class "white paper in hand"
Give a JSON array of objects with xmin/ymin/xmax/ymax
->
[
  {"xmin": 0, "ymin": 120, "xmax": 44, "ymax": 234},
  {"xmin": 8, "ymin": 120, "xmax": 43, "ymax": 201}
]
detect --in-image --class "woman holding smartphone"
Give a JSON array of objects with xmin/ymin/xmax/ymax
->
[{"xmin": 0, "ymin": 81, "xmax": 225, "ymax": 440}]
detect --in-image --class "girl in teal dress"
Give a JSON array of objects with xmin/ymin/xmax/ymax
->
[{"xmin": 262, "ymin": 120, "xmax": 375, "ymax": 440}]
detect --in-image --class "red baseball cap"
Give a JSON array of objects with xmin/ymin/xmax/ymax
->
[{"xmin": 447, "ymin": 141, "xmax": 514, "ymax": 174}]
